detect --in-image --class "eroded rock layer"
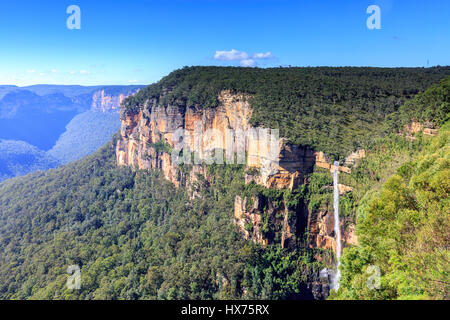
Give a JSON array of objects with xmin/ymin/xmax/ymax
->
[
  {"xmin": 116, "ymin": 89, "xmax": 358, "ymax": 254},
  {"xmin": 116, "ymin": 90, "xmax": 316, "ymax": 189}
]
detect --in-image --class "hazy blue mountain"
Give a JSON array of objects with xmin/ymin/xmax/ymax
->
[
  {"xmin": 47, "ymin": 110, "xmax": 121, "ymax": 164},
  {"xmin": 20, "ymin": 85, "xmax": 104, "ymax": 97},
  {"xmin": 0, "ymin": 90, "xmax": 80, "ymax": 150},
  {"xmin": 20, "ymin": 85, "xmax": 143, "ymax": 98},
  {"xmin": 0, "ymin": 84, "xmax": 144, "ymax": 181},
  {"xmin": 0, "ymin": 85, "xmax": 19, "ymax": 99},
  {"xmin": 0, "ymin": 139, "xmax": 59, "ymax": 182}
]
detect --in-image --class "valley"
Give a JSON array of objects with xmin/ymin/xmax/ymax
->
[{"xmin": 0, "ymin": 85, "xmax": 143, "ymax": 181}]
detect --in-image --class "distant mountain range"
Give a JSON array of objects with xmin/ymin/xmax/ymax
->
[
  {"xmin": 0, "ymin": 139, "xmax": 59, "ymax": 182},
  {"xmin": 0, "ymin": 84, "xmax": 144, "ymax": 182}
]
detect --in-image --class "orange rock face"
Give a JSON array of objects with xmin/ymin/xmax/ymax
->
[
  {"xmin": 344, "ymin": 149, "xmax": 366, "ymax": 166},
  {"xmin": 116, "ymin": 90, "xmax": 316, "ymax": 189},
  {"xmin": 423, "ymin": 128, "xmax": 439, "ymax": 136},
  {"xmin": 314, "ymin": 151, "xmax": 331, "ymax": 170},
  {"xmin": 337, "ymin": 184, "xmax": 353, "ymax": 195},
  {"xmin": 405, "ymin": 121, "xmax": 424, "ymax": 134},
  {"xmin": 234, "ymin": 195, "xmax": 268, "ymax": 246},
  {"xmin": 116, "ymin": 91, "xmax": 254, "ymax": 186},
  {"xmin": 234, "ymin": 195, "xmax": 296, "ymax": 247},
  {"xmin": 91, "ymin": 89, "xmax": 135, "ymax": 113},
  {"xmin": 343, "ymin": 221, "xmax": 358, "ymax": 246},
  {"xmin": 314, "ymin": 151, "xmax": 355, "ymax": 174},
  {"xmin": 404, "ymin": 121, "xmax": 439, "ymax": 137},
  {"xmin": 116, "ymin": 89, "xmax": 359, "ymax": 252},
  {"xmin": 307, "ymin": 208, "xmax": 358, "ymax": 252}
]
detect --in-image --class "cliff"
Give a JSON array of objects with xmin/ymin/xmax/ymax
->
[
  {"xmin": 116, "ymin": 90, "xmax": 316, "ymax": 189},
  {"xmin": 116, "ymin": 89, "xmax": 361, "ymax": 257},
  {"xmin": 91, "ymin": 89, "xmax": 139, "ymax": 113},
  {"xmin": 307, "ymin": 205, "xmax": 358, "ymax": 252}
]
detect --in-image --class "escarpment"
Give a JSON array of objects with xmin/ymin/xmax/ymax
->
[
  {"xmin": 116, "ymin": 90, "xmax": 316, "ymax": 188},
  {"xmin": 116, "ymin": 89, "xmax": 360, "ymax": 254},
  {"xmin": 91, "ymin": 90, "xmax": 128, "ymax": 112}
]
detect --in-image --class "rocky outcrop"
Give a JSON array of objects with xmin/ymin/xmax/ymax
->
[
  {"xmin": 234, "ymin": 195, "xmax": 269, "ymax": 246},
  {"xmin": 344, "ymin": 149, "xmax": 366, "ymax": 166},
  {"xmin": 307, "ymin": 209, "xmax": 335, "ymax": 251},
  {"xmin": 314, "ymin": 151, "xmax": 353, "ymax": 173},
  {"xmin": 307, "ymin": 207, "xmax": 357, "ymax": 252},
  {"xmin": 404, "ymin": 121, "xmax": 439, "ymax": 138},
  {"xmin": 234, "ymin": 194, "xmax": 305, "ymax": 248},
  {"xmin": 343, "ymin": 221, "xmax": 358, "ymax": 246},
  {"xmin": 234, "ymin": 189, "xmax": 357, "ymax": 251},
  {"xmin": 245, "ymin": 143, "xmax": 315, "ymax": 190},
  {"xmin": 91, "ymin": 89, "xmax": 139, "ymax": 113},
  {"xmin": 338, "ymin": 184, "xmax": 353, "ymax": 195},
  {"xmin": 314, "ymin": 151, "xmax": 332, "ymax": 171},
  {"xmin": 116, "ymin": 90, "xmax": 252, "ymax": 186}
]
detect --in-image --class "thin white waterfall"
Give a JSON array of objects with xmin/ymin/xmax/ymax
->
[{"xmin": 331, "ymin": 161, "xmax": 342, "ymax": 291}]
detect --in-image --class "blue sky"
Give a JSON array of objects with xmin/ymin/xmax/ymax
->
[{"xmin": 1, "ymin": 0, "xmax": 449, "ymax": 86}]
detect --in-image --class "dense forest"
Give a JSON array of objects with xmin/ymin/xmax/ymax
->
[
  {"xmin": 123, "ymin": 66, "xmax": 450, "ymax": 158},
  {"xmin": 48, "ymin": 110, "xmax": 121, "ymax": 164},
  {"xmin": 0, "ymin": 136, "xmax": 325, "ymax": 299},
  {"xmin": 331, "ymin": 120, "xmax": 449, "ymax": 299},
  {"xmin": 331, "ymin": 79, "xmax": 450, "ymax": 299}
]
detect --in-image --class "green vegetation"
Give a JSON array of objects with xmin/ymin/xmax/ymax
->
[
  {"xmin": 123, "ymin": 66, "xmax": 450, "ymax": 158},
  {"xmin": 332, "ymin": 121, "xmax": 449, "ymax": 300},
  {"xmin": 0, "ymin": 139, "xmax": 59, "ymax": 182},
  {"xmin": 0, "ymin": 68, "xmax": 448, "ymax": 300},
  {"xmin": 330, "ymin": 80, "xmax": 450, "ymax": 300},
  {"xmin": 149, "ymin": 141, "xmax": 173, "ymax": 154},
  {"xmin": 0, "ymin": 137, "xmax": 324, "ymax": 300},
  {"xmin": 399, "ymin": 77, "xmax": 450, "ymax": 127},
  {"xmin": 305, "ymin": 171, "xmax": 333, "ymax": 211},
  {"xmin": 48, "ymin": 110, "xmax": 121, "ymax": 164}
]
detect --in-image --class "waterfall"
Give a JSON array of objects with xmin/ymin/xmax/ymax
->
[{"xmin": 331, "ymin": 161, "xmax": 342, "ymax": 291}]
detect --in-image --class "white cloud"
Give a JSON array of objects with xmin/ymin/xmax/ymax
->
[
  {"xmin": 39, "ymin": 73, "xmax": 45, "ymax": 76},
  {"xmin": 252, "ymin": 52, "xmax": 274, "ymax": 59},
  {"xmin": 213, "ymin": 49, "xmax": 275, "ymax": 67},
  {"xmin": 128, "ymin": 80, "xmax": 138, "ymax": 83},
  {"xmin": 80, "ymin": 70, "xmax": 91, "ymax": 74},
  {"xmin": 70, "ymin": 71, "xmax": 76, "ymax": 74},
  {"xmin": 51, "ymin": 69, "xmax": 57, "ymax": 73},
  {"xmin": 240, "ymin": 59, "xmax": 257, "ymax": 67},
  {"xmin": 27, "ymin": 69, "xmax": 35, "ymax": 73},
  {"xmin": 214, "ymin": 49, "xmax": 249, "ymax": 61}
]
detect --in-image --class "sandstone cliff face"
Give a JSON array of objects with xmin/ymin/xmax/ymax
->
[
  {"xmin": 249, "ymin": 143, "xmax": 316, "ymax": 190},
  {"xmin": 234, "ymin": 194, "xmax": 305, "ymax": 248},
  {"xmin": 91, "ymin": 90, "xmax": 134, "ymax": 113},
  {"xmin": 116, "ymin": 90, "xmax": 315, "ymax": 189},
  {"xmin": 307, "ymin": 207, "xmax": 357, "ymax": 252},
  {"xmin": 116, "ymin": 91, "xmax": 250, "ymax": 186},
  {"xmin": 344, "ymin": 149, "xmax": 366, "ymax": 166},
  {"xmin": 116, "ymin": 89, "xmax": 357, "ymax": 253},
  {"xmin": 234, "ymin": 195, "xmax": 269, "ymax": 246}
]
